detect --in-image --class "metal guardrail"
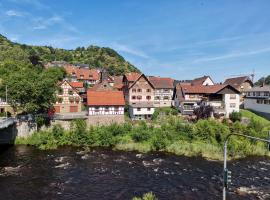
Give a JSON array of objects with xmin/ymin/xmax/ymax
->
[{"xmin": 0, "ymin": 118, "xmax": 16, "ymax": 129}]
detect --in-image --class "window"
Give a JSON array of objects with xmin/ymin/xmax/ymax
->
[
  {"xmin": 154, "ymin": 96, "xmax": 160, "ymax": 100},
  {"xmin": 189, "ymin": 95, "xmax": 195, "ymax": 99},
  {"xmin": 95, "ymin": 107, "xmax": 99, "ymax": 112},
  {"xmin": 137, "ymin": 96, "xmax": 142, "ymax": 100},
  {"xmin": 256, "ymin": 92, "xmax": 260, "ymax": 96},
  {"xmin": 68, "ymin": 89, "xmax": 73, "ymax": 95},
  {"xmin": 264, "ymin": 100, "xmax": 269, "ymax": 104},
  {"xmin": 115, "ymin": 107, "xmax": 119, "ymax": 112},
  {"xmin": 69, "ymin": 97, "xmax": 74, "ymax": 103},
  {"xmin": 147, "ymin": 89, "xmax": 151, "ymax": 92},
  {"xmin": 137, "ymin": 89, "xmax": 142, "ymax": 92},
  {"xmin": 256, "ymin": 99, "xmax": 263, "ymax": 104},
  {"xmin": 132, "ymin": 96, "xmax": 136, "ymax": 100},
  {"xmin": 80, "ymin": 75, "xmax": 84, "ymax": 79},
  {"xmin": 253, "ymin": 92, "xmax": 256, "ymax": 96},
  {"xmin": 230, "ymin": 94, "xmax": 236, "ymax": 99},
  {"xmin": 264, "ymin": 92, "xmax": 269, "ymax": 96},
  {"xmin": 105, "ymin": 107, "xmax": 109, "ymax": 112},
  {"xmin": 0, "ymin": 108, "xmax": 4, "ymax": 113},
  {"xmin": 132, "ymin": 89, "xmax": 136, "ymax": 92},
  {"xmin": 164, "ymin": 89, "xmax": 169, "ymax": 92},
  {"xmin": 147, "ymin": 108, "xmax": 151, "ymax": 111},
  {"xmin": 89, "ymin": 75, "xmax": 93, "ymax": 78},
  {"xmin": 137, "ymin": 108, "xmax": 141, "ymax": 111},
  {"xmin": 164, "ymin": 96, "xmax": 169, "ymax": 100},
  {"xmin": 247, "ymin": 92, "xmax": 251, "ymax": 96},
  {"xmin": 230, "ymin": 103, "xmax": 236, "ymax": 108},
  {"xmin": 146, "ymin": 96, "xmax": 151, "ymax": 100}
]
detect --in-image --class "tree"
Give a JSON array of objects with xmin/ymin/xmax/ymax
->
[
  {"xmin": 255, "ymin": 75, "xmax": 270, "ymax": 86},
  {"xmin": 194, "ymin": 104, "xmax": 214, "ymax": 119},
  {"xmin": 0, "ymin": 62, "xmax": 64, "ymax": 114}
]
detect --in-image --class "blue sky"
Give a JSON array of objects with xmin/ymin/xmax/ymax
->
[{"xmin": 1, "ymin": 0, "xmax": 270, "ymax": 82}]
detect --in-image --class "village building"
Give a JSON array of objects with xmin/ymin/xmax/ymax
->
[
  {"xmin": 174, "ymin": 83, "xmax": 240, "ymax": 117},
  {"xmin": 244, "ymin": 85, "xmax": 270, "ymax": 120},
  {"xmin": 127, "ymin": 74, "xmax": 155, "ymax": 120},
  {"xmin": 0, "ymin": 98, "xmax": 13, "ymax": 116},
  {"xmin": 123, "ymin": 72, "xmax": 141, "ymax": 101},
  {"xmin": 224, "ymin": 76, "xmax": 253, "ymax": 104},
  {"xmin": 64, "ymin": 66, "xmax": 100, "ymax": 85},
  {"xmin": 87, "ymin": 90, "xmax": 125, "ymax": 125},
  {"xmin": 191, "ymin": 75, "xmax": 215, "ymax": 86},
  {"xmin": 148, "ymin": 76, "xmax": 174, "ymax": 107},
  {"xmin": 54, "ymin": 81, "xmax": 83, "ymax": 113}
]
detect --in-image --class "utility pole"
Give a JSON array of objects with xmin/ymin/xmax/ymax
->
[
  {"xmin": 5, "ymin": 85, "xmax": 7, "ymax": 118},
  {"xmin": 223, "ymin": 133, "xmax": 270, "ymax": 200}
]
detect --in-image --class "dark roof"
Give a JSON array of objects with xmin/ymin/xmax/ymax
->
[
  {"xmin": 223, "ymin": 76, "xmax": 253, "ymax": 88},
  {"xmin": 148, "ymin": 76, "xmax": 174, "ymax": 89},
  {"xmin": 245, "ymin": 85, "xmax": 270, "ymax": 92},
  {"xmin": 191, "ymin": 76, "xmax": 214, "ymax": 86}
]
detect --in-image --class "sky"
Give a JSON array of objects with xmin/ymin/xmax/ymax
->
[{"xmin": 0, "ymin": 0, "xmax": 270, "ymax": 82}]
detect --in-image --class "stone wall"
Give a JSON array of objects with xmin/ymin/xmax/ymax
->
[
  {"xmin": 88, "ymin": 115, "xmax": 125, "ymax": 126},
  {"xmin": 16, "ymin": 121, "xmax": 37, "ymax": 138}
]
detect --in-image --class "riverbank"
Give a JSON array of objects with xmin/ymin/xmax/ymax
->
[{"xmin": 15, "ymin": 115, "xmax": 270, "ymax": 160}]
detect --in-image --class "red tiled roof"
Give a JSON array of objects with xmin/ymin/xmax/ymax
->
[
  {"xmin": 64, "ymin": 66, "xmax": 100, "ymax": 80},
  {"xmin": 224, "ymin": 76, "xmax": 253, "ymax": 88},
  {"xmin": 125, "ymin": 72, "xmax": 141, "ymax": 82},
  {"xmin": 87, "ymin": 91, "xmax": 125, "ymax": 106},
  {"xmin": 180, "ymin": 84, "xmax": 228, "ymax": 94},
  {"xmin": 113, "ymin": 76, "xmax": 124, "ymax": 89},
  {"xmin": 69, "ymin": 82, "xmax": 84, "ymax": 88},
  {"xmin": 148, "ymin": 76, "xmax": 174, "ymax": 89}
]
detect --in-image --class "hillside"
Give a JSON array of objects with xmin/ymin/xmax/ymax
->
[{"xmin": 0, "ymin": 34, "xmax": 140, "ymax": 75}]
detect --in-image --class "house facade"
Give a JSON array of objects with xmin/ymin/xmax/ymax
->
[
  {"xmin": 0, "ymin": 98, "xmax": 13, "ymax": 116},
  {"xmin": 87, "ymin": 91, "xmax": 125, "ymax": 115},
  {"xmin": 127, "ymin": 74, "xmax": 155, "ymax": 120},
  {"xmin": 148, "ymin": 76, "xmax": 174, "ymax": 107},
  {"xmin": 224, "ymin": 76, "xmax": 253, "ymax": 104},
  {"xmin": 174, "ymin": 84, "xmax": 240, "ymax": 117},
  {"xmin": 64, "ymin": 66, "xmax": 100, "ymax": 85},
  {"xmin": 123, "ymin": 72, "xmax": 141, "ymax": 101},
  {"xmin": 191, "ymin": 76, "xmax": 215, "ymax": 86},
  {"xmin": 244, "ymin": 85, "xmax": 270, "ymax": 119},
  {"xmin": 54, "ymin": 81, "xmax": 82, "ymax": 113}
]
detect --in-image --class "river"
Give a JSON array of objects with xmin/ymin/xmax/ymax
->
[{"xmin": 0, "ymin": 146, "xmax": 269, "ymax": 200}]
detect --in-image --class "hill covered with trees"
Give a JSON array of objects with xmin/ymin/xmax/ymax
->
[
  {"xmin": 255, "ymin": 75, "xmax": 270, "ymax": 86},
  {"xmin": 0, "ymin": 34, "xmax": 139, "ymax": 75}
]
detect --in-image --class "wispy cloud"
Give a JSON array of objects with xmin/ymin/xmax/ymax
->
[
  {"xmin": 112, "ymin": 43, "xmax": 149, "ymax": 58},
  {"xmin": 7, "ymin": 0, "xmax": 49, "ymax": 10},
  {"xmin": 5, "ymin": 10, "xmax": 23, "ymax": 17},
  {"xmin": 193, "ymin": 47, "xmax": 270, "ymax": 63}
]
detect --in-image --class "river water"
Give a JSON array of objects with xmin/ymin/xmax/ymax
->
[{"xmin": 0, "ymin": 146, "xmax": 269, "ymax": 200}]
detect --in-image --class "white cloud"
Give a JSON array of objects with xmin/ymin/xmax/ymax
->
[
  {"xmin": 112, "ymin": 43, "xmax": 149, "ymax": 58},
  {"xmin": 193, "ymin": 47, "xmax": 270, "ymax": 63},
  {"xmin": 6, "ymin": 10, "xmax": 23, "ymax": 17}
]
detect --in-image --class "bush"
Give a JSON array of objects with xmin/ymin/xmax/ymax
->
[
  {"xmin": 229, "ymin": 111, "xmax": 242, "ymax": 122},
  {"xmin": 132, "ymin": 192, "xmax": 158, "ymax": 200}
]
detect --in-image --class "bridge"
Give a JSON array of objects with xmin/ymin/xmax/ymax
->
[{"xmin": 0, "ymin": 117, "xmax": 17, "ymax": 145}]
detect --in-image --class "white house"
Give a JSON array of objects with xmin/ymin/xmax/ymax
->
[
  {"xmin": 87, "ymin": 91, "xmax": 125, "ymax": 115},
  {"xmin": 129, "ymin": 102, "xmax": 155, "ymax": 120},
  {"xmin": 173, "ymin": 83, "xmax": 240, "ymax": 117},
  {"xmin": 244, "ymin": 85, "xmax": 270, "ymax": 119}
]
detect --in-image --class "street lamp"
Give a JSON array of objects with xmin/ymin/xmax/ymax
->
[{"xmin": 223, "ymin": 132, "xmax": 270, "ymax": 200}]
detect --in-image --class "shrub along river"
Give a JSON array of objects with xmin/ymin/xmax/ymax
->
[{"xmin": 0, "ymin": 146, "xmax": 269, "ymax": 200}]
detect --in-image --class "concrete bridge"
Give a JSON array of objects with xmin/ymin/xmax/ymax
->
[{"xmin": 0, "ymin": 118, "xmax": 17, "ymax": 145}]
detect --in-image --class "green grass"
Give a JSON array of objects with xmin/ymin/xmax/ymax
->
[
  {"xmin": 15, "ymin": 116, "xmax": 270, "ymax": 161},
  {"xmin": 240, "ymin": 109, "xmax": 270, "ymax": 125}
]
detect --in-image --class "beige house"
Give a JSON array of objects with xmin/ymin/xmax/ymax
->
[
  {"xmin": 127, "ymin": 74, "xmax": 155, "ymax": 120},
  {"xmin": 224, "ymin": 76, "xmax": 253, "ymax": 104},
  {"xmin": 54, "ymin": 81, "xmax": 82, "ymax": 113},
  {"xmin": 0, "ymin": 98, "xmax": 13, "ymax": 116},
  {"xmin": 148, "ymin": 76, "xmax": 174, "ymax": 107}
]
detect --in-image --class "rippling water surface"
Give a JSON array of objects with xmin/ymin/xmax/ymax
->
[{"xmin": 0, "ymin": 146, "xmax": 269, "ymax": 200}]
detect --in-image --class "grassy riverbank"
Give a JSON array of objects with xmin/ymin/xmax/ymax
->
[{"xmin": 16, "ymin": 112, "xmax": 270, "ymax": 160}]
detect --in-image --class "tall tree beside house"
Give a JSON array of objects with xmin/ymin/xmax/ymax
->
[
  {"xmin": 255, "ymin": 75, "xmax": 270, "ymax": 86},
  {"xmin": 0, "ymin": 61, "xmax": 64, "ymax": 114},
  {"xmin": 0, "ymin": 34, "xmax": 140, "ymax": 75}
]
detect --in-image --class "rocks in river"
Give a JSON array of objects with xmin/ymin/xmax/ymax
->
[
  {"xmin": 136, "ymin": 153, "xmax": 143, "ymax": 158},
  {"xmin": 54, "ymin": 162, "xmax": 70, "ymax": 169},
  {"xmin": 81, "ymin": 154, "xmax": 90, "ymax": 160},
  {"xmin": 153, "ymin": 158, "xmax": 164, "ymax": 164},
  {"xmin": 1, "ymin": 165, "xmax": 22, "ymax": 176},
  {"xmin": 54, "ymin": 156, "xmax": 68, "ymax": 163},
  {"xmin": 236, "ymin": 186, "xmax": 270, "ymax": 199}
]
